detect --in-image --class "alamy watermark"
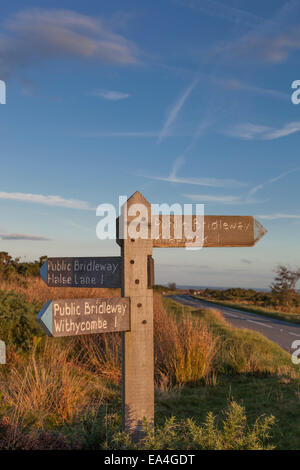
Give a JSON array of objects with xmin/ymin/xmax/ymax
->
[
  {"xmin": 0, "ymin": 340, "xmax": 5, "ymax": 364},
  {"xmin": 291, "ymin": 340, "xmax": 300, "ymax": 364},
  {"xmin": 96, "ymin": 196, "xmax": 205, "ymax": 250},
  {"xmin": 0, "ymin": 80, "xmax": 6, "ymax": 104},
  {"xmin": 291, "ymin": 80, "xmax": 300, "ymax": 104}
]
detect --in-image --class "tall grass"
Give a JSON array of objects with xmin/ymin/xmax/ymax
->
[
  {"xmin": 0, "ymin": 340, "xmax": 111, "ymax": 429},
  {"xmin": 193, "ymin": 307, "xmax": 297, "ymax": 377},
  {"xmin": 0, "ymin": 274, "xmax": 120, "ymax": 304},
  {"xmin": 154, "ymin": 294, "xmax": 218, "ymax": 387},
  {"xmin": 74, "ymin": 333, "xmax": 122, "ymax": 384},
  {"xmin": 0, "ymin": 279, "xmax": 290, "ymax": 449}
]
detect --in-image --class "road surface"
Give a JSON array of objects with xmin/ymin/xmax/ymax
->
[{"xmin": 168, "ymin": 295, "xmax": 300, "ymax": 353}]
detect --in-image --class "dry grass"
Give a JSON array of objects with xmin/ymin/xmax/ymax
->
[
  {"xmin": 74, "ymin": 333, "xmax": 122, "ymax": 384},
  {"xmin": 188, "ymin": 306, "xmax": 297, "ymax": 378},
  {"xmin": 0, "ymin": 275, "xmax": 120, "ymax": 303},
  {"xmin": 72, "ymin": 294, "xmax": 219, "ymax": 389},
  {"xmin": 0, "ymin": 280, "xmax": 219, "ymax": 433},
  {"xmin": 154, "ymin": 294, "xmax": 218, "ymax": 388},
  {"xmin": 0, "ymin": 339, "xmax": 110, "ymax": 429}
]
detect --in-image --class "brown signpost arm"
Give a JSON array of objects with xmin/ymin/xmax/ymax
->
[{"xmin": 120, "ymin": 191, "xmax": 154, "ymax": 441}]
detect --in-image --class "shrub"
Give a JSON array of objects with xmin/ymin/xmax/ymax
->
[
  {"xmin": 110, "ymin": 400, "xmax": 275, "ymax": 450},
  {"xmin": 0, "ymin": 415, "xmax": 71, "ymax": 450},
  {"xmin": 0, "ymin": 291, "xmax": 40, "ymax": 351}
]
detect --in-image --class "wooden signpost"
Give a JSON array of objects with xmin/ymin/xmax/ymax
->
[{"xmin": 37, "ymin": 190, "xmax": 267, "ymax": 441}]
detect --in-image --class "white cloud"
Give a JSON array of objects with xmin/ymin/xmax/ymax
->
[
  {"xmin": 183, "ymin": 193, "xmax": 267, "ymax": 205},
  {"xmin": 0, "ymin": 8, "xmax": 138, "ymax": 77},
  {"xmin": 248, "ymin": 167, "xmax": 300, "ymax": 197},
  {"xmin": 138, "ymin": 172, "xmax": 247, "ymax": 188},
  {"xmin": 0, "ymin": 191, "xmax": 93, "ymax": 210},
  {"xmin": 158, "ymin": 79, "xmax": 198, "ymax": 143},
  {"xmin": 256, "ymin": 213, "xmax": 300, "ymax": 220},
  {"xmin": 234, "ymin": 26, "xmax": 300, "ymax": 64},
  {"xmin": 175, "ymin": 0, "xmax": 264, "ymax": 28},
  {"xmin": 1, "ymin": 233, "xmax": 51, "ymax": 240},
  {"xmin": 225, "ymin": 123, "xmax": 272, "ymax": 140},
  {"xmin": 80, "ymin": 131, "xmax": 160, "ymax": 138},
  {"xmin": 89, "ymin": 89, "xmax": 130, "ymax": 101},
  {"xmin": 209, "ymin": 1, "xmax": 300, "ymax": 65},
  {"xmin": 264, "ymin": 122, "xmax": 300, "ymax": 140},
  {"xmin": 170, "ymin": 155, "xmax": 186, "ymax": 180},
  {"xmin": 216, "ymin": 77, "xmax": 288, "ymax": 101},
  {"xmin": 183, "ymin": 194, "xmax": 243, "ymax": 204},
  {"xmin": 226, "ymin": 122, "xmax": 300, "ymax": 141}
]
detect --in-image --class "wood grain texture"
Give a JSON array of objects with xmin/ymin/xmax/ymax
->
[{"xmin": 120, "ymin": 191, "xmax": 154, "ymax": 441}]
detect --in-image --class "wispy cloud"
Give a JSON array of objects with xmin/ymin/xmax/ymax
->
[
  {"xmin": 166, "ymin": 118, "xmax": 214, "ymax": 183},
  {"xmin": 79, "ymin": 131, "xmax": 161, "ymax": 138},
  {"xmin": 175, "ymin": 0, "xmax": 264, "ymax": 28},
  {"xmin": 264, "ymin": 122, "xmax": 300, "ymax": 140},
  {"xmin": 0, "ymin": 8, "xmax": 138, "ymax": 77},
  {"xmin": 233, "ymin": 25, "xmax": 300, "ymax": 64},
  {"xmin": 183, "ymin": 193, "xmax": 267, "ymax": 205},
  {"xmin": 0, "ymin": 191, "xmax": 93, "ymax": 210},
  {"xmin": 169, "ymin": 155, "xmax": 186, "ymax": 180},
  {"xmin": 183, "ymin": 194, "xmax": 243, "ymax": 204},
  {"xmin": 248, "ymin": 167, "xmax": 300, "ymax": 197},
  {"xmin": 256, "ymin": 213, "xmax": 300, "ymax": 220},
  {"xmin": 88, "ymin": 89, "xmax": 130, "ymax": 101},
  {"xmin": 210, "ymin": 0, "xmax": 300, "ymax": 65},
  {"xmin": 158, "ymin": 78, "xmax": 198, "ymax": 143},
  {"xmin": 216, "ymin": 77, "xmax": 288, "ymax": 101},
  {"xmin": 138, "ymin": 172, "xmax": 247, "ymax": 189},
  {"xmin": 226, "ymin": 122, "xmax": 300, "ymax": 141},
  {"xmin": 1, "ymin": 233, "xmax": 51, "ymax": 240}
]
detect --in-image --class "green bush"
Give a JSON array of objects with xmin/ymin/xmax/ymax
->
[
  {"xmin": 109, "ymin": 400, "xmax": 275, "ymax": 450},
  {"xmin": 0, "ymin": 290, "xmax": 41, "ymax": 351}
]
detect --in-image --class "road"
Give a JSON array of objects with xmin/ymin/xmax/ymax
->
[{"xmin": 168, "ymin": 295, "xmax": 300, "ymax": 353}]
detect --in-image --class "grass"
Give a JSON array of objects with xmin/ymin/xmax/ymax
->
[
  {"xmin": 0, "ymin": 340, "xmax": 115, "ymax": 430},
  {"xmin": 192, "ymin": 295, "xmax": 300, "ymax": 324},
  {"xmin": 163, "ymin": 297, "xmax": 295, "ymax": 376},
  {"xmin": 157, "ymin": 297, "xmax": 300, "ymax": 450},
  {"xmin": 154, "ymin": 294, "xmax": 218, "ymax": 387},
  {"xmin": 1, "ymin": 276, "xmax": 300, "ymax": 449},
  {"xmin": 0, "ymin": 274, "xmax": 121, "ymax": 304}
]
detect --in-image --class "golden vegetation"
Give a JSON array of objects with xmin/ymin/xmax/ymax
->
[
  {"xmin": 0, "ymin": 275, "xmax": 295, "ymax": 449},
  {"xmin": 0, "ymin": 275, "xmax": 120, "ymax": 303}
]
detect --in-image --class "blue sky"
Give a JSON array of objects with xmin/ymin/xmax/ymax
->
[{"xmin": 0, "ymin": 0, "xmax": 300, "ymax": 288}]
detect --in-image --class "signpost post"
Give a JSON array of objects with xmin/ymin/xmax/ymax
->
[
  {"xmin": 37, "ymin": 190, "xmax": 267, "ymax": 442},
  {"xmin": 119, "ymin": 191, "xmax": 154, "ymax": 441}
]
